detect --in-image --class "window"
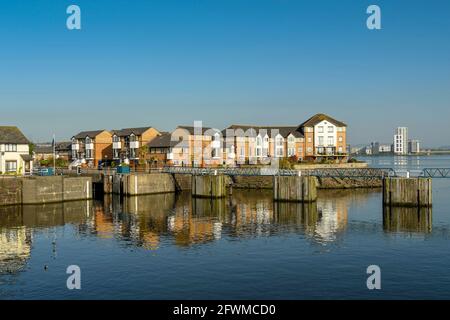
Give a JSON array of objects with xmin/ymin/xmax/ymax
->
[
  {"xmin": 288, "ymin": 136, "xmax": 295, "ymax": 143},
  {"xmin": 338, "ymin": 136, "xmax": 343, "ymax": 142},
  {"xmin": 307, "ymin": 137, "xmax": 312, "ymax": 143},
  {"xmin": 276, "ymin": 148, "xmax": 283, "ymax": 157},
  {"xmin": 129, "ymin": 134, "xmax": 136, "ymax": 142},
  {"xmin": 276, "ymin": 136, "xmax": 283, "ymax": 146},
  {"xmin": 85, "ymin": 137, "xmax": 91, "ymax": 144},
  {"xmin": 113, "ymin": 149, "xmax": 120, "ymax": 159},
  {"xmin": 86, "ymin": 149, "xmax": 93, "ymax": 159},
  {"xmin": 338, "ymin": 147, "xmax": 343, "ymax": 153},
  {"xmin": 5, "ymin": 144, "xmax": 17, "ymax": 152},
  {"xmin": 328, "ymin": 136, "xmax": 334, "ymax": 146},
  {"xmin": 328, "ymin": 126, "xmax": 334, "ymax": 133},
  {"xmin": 5, "ymin": 161, "xmax": 17, "ymax": 172},
  {"xmin": 307, "ymin": 147, "xmax": 312, "ymax": 154},
  {"xmin": 288, "ymin": 148, "xmax": 295, "ymax": 156},
  {"xmin": 298, "ymin": 147, "xmax": 303, "ymax": 154},
  {"xmin": 240, "ymin": 147, "xmax": 245, "ymax": 157},
  {"xmin": 318, "ymin": 126, "xmax": 324, "ymax": 133},
  {"xmin": 113, "ymin": 135, "xmax": 120, "ymax": 142},
  {"xmin": 318, "ymin": 136, "xmax": 324, "ymax": 146},
  {"xmin": 256, "ymin": 136, "xmax": 262, "ymax": 146}
]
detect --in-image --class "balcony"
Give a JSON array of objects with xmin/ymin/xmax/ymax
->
[
  {"xmin": 113, "ymin": 142, "xmax": 122, "ymax": 149},
  {"xmin": 72, "ymin": 144, "xmax": 79, "ymax": 151},
  {"xmin": 315, "ymin": 146, "xmax": 336, "ymax": 156},
  {"xmin": 167, "ymin": 153, "xmax": 174, "ymax": 160},
  {"xmin": 85, "ymin": 143, "xmax": 94, "ymax": 150}
]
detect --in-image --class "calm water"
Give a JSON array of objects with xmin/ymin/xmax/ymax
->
[{"xmin": 1, "ymin": 155, "xmax": 450, "ymax": 300}]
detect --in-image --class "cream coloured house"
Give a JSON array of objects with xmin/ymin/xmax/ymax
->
[{"xmin": 0, "ymin": 126, "xmax": 33, "ymax": 175}]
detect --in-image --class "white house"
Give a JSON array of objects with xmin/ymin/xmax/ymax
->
[{"xmin": 0, "ymin": 126, "xmax": 33, "ymax": 175}]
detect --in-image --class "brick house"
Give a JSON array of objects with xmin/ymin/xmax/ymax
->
[
  {"xmin": 71, "ymin": 130, "xmax": 113, "ymax": 167},
  {"xmin": 111, "ymin": 127, "xmax": 160, "ymax": 166}
]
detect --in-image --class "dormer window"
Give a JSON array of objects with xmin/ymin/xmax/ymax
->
[
  {"xmin": 85, "ymin": 137, "xmax": 92, "ymax": 144},
  {"xmin": 129, "ymin": 134, "xmax": 136, "ymax": 142},
  {"xmin": 113, "ymin": 135, "xmax": 120, "ymax": 142}
]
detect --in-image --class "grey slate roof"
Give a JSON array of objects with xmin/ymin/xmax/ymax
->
[
  {"xmin": 112, "ymin": 127, "xmax": 155, "ymax": 137},
  {"xmin": 73, "ymin": 130, "xmax": 108, "ymax": 139},
  {"xmin": 177, "ymin": 126, "xmax": 214, "ymax": 135},
  {"xmin": 147, "ymin": 133, "xmax": 179, "ymax": 148},
  {"xmin": 298, "ymin": 113, "xmax": 347, "ymax": 128},
  {"xmin": 0, "ymin": 126, "xmax": 30, "ymax": 144},
  {"xmin": 223, "ymin": 125, "xmax": 303, "ymax": 138}
]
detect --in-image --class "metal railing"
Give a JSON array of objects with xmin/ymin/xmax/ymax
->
[
  {"xmin": 421, "ymin": 168, "xmax": 450, "ymax": 178},
  {"xmin": 162, "ymin": 166, "xmax": 397, "ymax": 178}
]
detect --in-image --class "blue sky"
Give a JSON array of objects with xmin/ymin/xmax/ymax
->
[{"xmin": 1, "ymin": 0, "xmax": 449, "ymax": 147}]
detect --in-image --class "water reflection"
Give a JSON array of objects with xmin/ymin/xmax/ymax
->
[
  {"xmin": 0, "ymin": 189, "xmax": 437, "ymax": 274},
  {"xmin": 0, "ymin": 201, "xmax": 92, "ymax": 274},
  {"xmin": 383, "ymin": 206, "xmax": 432, "ymax": 234}
]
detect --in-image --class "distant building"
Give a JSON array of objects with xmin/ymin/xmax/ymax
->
[
  {"xmin": 379, "ymin": 144, "xmax": 392, "ymax": 153},
  {"xmin": 408, "ymin": 139, "xmax": 420, "ymax": 154},
  {"xmin": 371, "ymin": 142, "xmax": 380, "ymax": 155},
  {"xmin": 394, "ymin": 127, "xmax": 408, "ymax": 155}
]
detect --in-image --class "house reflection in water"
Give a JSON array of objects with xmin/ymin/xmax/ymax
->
[
  {"xmin": 0, "ymin": 188, "xmax": 388, "ymax": 261},
  {"xmin": 383, "ymin": 206, "xmax": 432, "ymax": 234},
  {"xmin": 88, "ymin": 189, "xmax": 365, "ymax": 248},
  {"xmin": 0, "ymin": 201, "xmax": 92, "ymax": 274}
]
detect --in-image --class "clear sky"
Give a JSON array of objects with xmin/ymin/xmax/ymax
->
[{"xmin": 1, "ymin": 0, "xmax": 449, "ymax": 147}]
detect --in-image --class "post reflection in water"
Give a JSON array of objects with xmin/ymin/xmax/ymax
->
[
  {"xmin": 0, "ymin": 188, "xmax": 436, "ymax": 277},
  {"xmin": 383, "ymin": 205, "xmax": 432, "ymax": 234},
  {"xmin": 89, "ymin": 190, "xmax": 361, "ymax": 248}
]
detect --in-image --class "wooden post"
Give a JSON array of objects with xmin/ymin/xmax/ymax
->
[
  {"xmin": 383, "ymin": 177, "xmax": 432, "ymax": 207},
  {"xmin": 273, "ymin": 176, "xmax": 318, "ymax": 202},
  {"xmin": 192, "ymin": 175, "xmax": 227, "ymax": 198}
]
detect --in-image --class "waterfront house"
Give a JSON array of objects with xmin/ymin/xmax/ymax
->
[
  {"xmin": 0, "ymin": 126, "xmax": 33, "ymax": 175},
  {"xmin": 111, "ymin": 127, "xmax": 160, "ymax": 166},
  {"xmin": 222, "ymin": 113, "xmax": 347, "ymax": 165},
  {"xmin": 147, "ymin": 132, "xmax": 179, "ymax": 167},
  {"xmin": 71, "ymin": 130, "xmax": 113, "ymax": 167},
  {"xmin": 298, "ymin": 113, "xmax": 347, "ymax": 160},
  {"xmin": 222, "ymin": 125, "xmax": 305, "ymax": 165}
]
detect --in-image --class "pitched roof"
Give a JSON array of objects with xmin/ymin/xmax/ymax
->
[
  {"xmin": 112, "ymin": 127, "xmax": 155, "ymax": 137},
  {"xmin": 0, "ymin": 126, "xmax": 30, "ymax": 144},
  {"xmin": 73, "ymin": 130, "xmax": 109, "ymax": 139},
  {"xmin": 176, "ymin": 126, "xmax": 214, "ymax": 135},
  {"xmin": 34, "ymin": 141, "xmax": 72, "ymax": 154},
  {"xmin": 147, "ymin": 133, "xmax": 179, "ymax": 148},
  {"xmin": 298, "ymin": 113, "xmax": 347, "ymax": 128},
  {"xmin": 223, "ymin": 125, "xmax": 303, "ymax": 138}
]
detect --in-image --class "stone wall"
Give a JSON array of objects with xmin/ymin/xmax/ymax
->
[
  {"xmin": 0, "ymin": 176, "xmax": 92, "ymax": 206},
  {"xmin": 0, "ymin": 177, "xmax": 22, "ymax": 206}
]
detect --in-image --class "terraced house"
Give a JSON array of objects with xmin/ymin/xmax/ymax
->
[
  {"xmin": 111, "ymin": 127, "xmax": 160, "ymax": 166},
  {"xmin": 221, "ymin": 113, "xmax": 347, "ymax": 164},
  {"xmin": 146, "ymin": 113, "xmax": 347, "ymax": 167},
  {"xmin": 71, "ymin": 130, "xmax": 113, "ymax": 167},
  {"xmin": 0, "ymin": 126, "xmax": 33, "ymax": 175}
]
